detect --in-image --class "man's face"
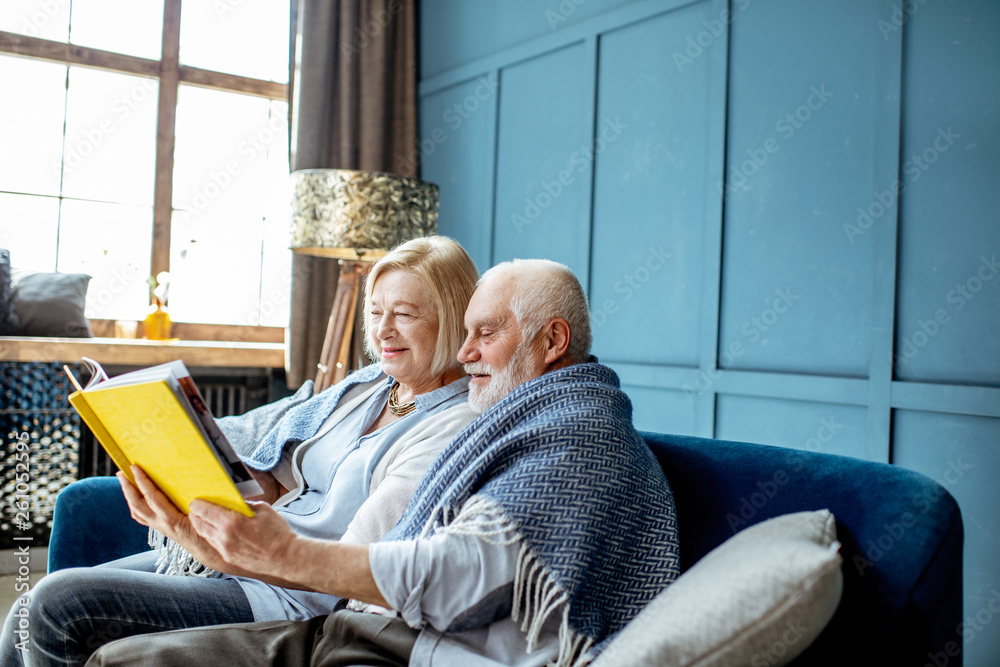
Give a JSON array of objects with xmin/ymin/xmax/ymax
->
[{"xmin": 458, "ymin": 276, "xmax": 545, "ymax": 414}]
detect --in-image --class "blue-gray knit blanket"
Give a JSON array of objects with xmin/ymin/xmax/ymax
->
[
  {"xmin": 218, "ymin": 363, "xmax": 386, "ymax": 470},
  {"xmin": 383, "ymin": 361, "xmax": 681, "ymax": 663}
]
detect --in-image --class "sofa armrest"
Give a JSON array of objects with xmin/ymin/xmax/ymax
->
[{"xmin": 640, "ymin": 431, "xmax": 963, "ymax": 664}]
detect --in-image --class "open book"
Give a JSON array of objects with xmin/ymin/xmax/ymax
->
[{"xmin": 66, "ymin": 357, "xmax": 263, "ymax": 517}]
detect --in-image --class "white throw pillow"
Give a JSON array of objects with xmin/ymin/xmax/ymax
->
[{"xmin": 591, "ymin": 509, "xmax": 843, "ymax": 667}]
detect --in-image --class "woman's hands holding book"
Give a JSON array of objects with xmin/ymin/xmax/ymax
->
[
  {"xmin": 117, "ymin": 465, "xmax": 256, "ymax": 576},
  {"xmin": 120, "ymin": 463, "xmax": 388, "ymax": 604}
]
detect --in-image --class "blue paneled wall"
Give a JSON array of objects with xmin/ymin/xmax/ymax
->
[{"xmin": 418, "ymin": 1, "xmax": 1000, "ymax": 663}]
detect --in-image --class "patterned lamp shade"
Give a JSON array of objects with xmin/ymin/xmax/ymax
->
[{"xmin": 289, "ymin": 169, "xmax": 439, "ymax": 250}]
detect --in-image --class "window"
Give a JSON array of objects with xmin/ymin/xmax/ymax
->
[{"xmin": 0, "ymin": 0, "xmax": 291, "ymax": 331}]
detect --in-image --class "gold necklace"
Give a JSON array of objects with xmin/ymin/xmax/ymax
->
[{"xmin": 388, "ymin": 381, "xmax": 417, "ymax": 416}]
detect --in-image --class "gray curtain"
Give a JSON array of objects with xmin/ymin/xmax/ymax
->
[{"xmin": 286, "ymin": 0, "xmax": 419, "ymax": 388}]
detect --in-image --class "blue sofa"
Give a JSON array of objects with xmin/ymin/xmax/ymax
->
[
  {"xmin": 49, "ymin": 432, "xmax": 964, "ymax": 664},
  {"xmin": 641, "ymin": 431, "xmax": 963, "ymax": 665}
]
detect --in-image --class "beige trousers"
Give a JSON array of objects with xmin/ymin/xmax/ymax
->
[{"xmin": 86, "ymin": 610, "xmax": 419, "ymax": 667}]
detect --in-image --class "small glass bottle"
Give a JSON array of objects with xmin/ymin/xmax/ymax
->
[{"xmin": 144, "ymin": 297, "xmax": 172, "ymax": 340}]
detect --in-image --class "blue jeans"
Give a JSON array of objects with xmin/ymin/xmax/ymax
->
[{"xmin": 1, "ymin": 552, "xmax": 254, "ymax": 667}]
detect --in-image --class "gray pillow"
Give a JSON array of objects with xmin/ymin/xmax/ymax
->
[
  {"xmin": 11, "ymin": 271, "xmax": 94, "ymax": 337},
  {"xmin": 0, "ymin": 250, "xmax": 20, "ymax": 335},
  {"xmin": 591, "ymin": 510, "xmax": 843, "ymax": 667}
]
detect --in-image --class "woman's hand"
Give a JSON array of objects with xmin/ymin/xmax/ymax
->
[
  {"xmin": 118, "ymin": 465, "xmax": 193, "ymax": 539},
  {"xmin": 117, "ymin": 466, "xmax": 234, "ymax": 573}
]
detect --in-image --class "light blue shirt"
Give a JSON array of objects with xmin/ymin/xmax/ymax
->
[
  {"xmin": 368, "ymin": 518, "xmax": 560, "ymax": 667},
  {"xmin": 231, "ymin": 375, "xmax": 471, "ymax": 621}
]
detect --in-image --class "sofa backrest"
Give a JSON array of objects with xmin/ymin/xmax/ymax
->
[{"xmin": 640, "ymin": 431, "xmax": 964, "ymax": 665}]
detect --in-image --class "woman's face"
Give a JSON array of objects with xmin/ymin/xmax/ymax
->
[{"xmin": 369, "ymin": 269, "xmax": 441, "ymax": 390}]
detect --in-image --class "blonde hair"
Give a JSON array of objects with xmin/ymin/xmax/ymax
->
[{"xmin": 363, "ymin": 236, "xmax": 479, "ymax": 377}]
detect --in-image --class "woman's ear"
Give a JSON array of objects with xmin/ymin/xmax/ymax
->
[{"xmin": 541, "ymin": 318, "xmax": 572, "ymax": 365}]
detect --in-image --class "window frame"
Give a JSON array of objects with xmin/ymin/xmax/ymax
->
[{"xmin": 0, "ymin": 0, "xmax": 289, "ymax": 342}]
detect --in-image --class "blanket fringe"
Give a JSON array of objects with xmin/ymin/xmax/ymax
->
[
  {"xmin": 556, "ymin": 604, "xmax": 595, "ymax": 667},
  {"xmin": 437, "ymin": 495, "xmax": 595, "ymax": 667},
  {"xmin": 149, "ymin": 528, "xmax": 217, "ymax": 577},
  {"xmin": 436, "ymin": 495, "xmax": 520, "ymax": 545}
]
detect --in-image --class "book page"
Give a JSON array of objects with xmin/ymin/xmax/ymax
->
[{"xmin": 81, "ymin": 357, "xmax": 109, "ymax": 389}]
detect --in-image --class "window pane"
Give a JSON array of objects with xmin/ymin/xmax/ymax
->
[
  {"xmin": 172, "ymin": 88, "xmax": 289, "ymax": 325},
  {"xmin": 62, "ymin": 67, "xmax": 158, "ymax": 206},
  {"xmin": 0, "ymin": 193, "xmax": 59, "ymax": 272},
  {"xmin": 0, "ymin": 55, "xmax": 66, "ymax": 197},
  {"xmin": 168, "ymin": 208, "xmax": 264, "ymax": 325},
  {"xmin": 57, "ymin": 199, "xmax": 152, "ymax": 321},
  {"xmin": 259, "ymin": 165, "xmax": 292, "ymax": 328},
  {"xmin": 179, "ymin": 0, "xmax": 289, "ymax": 83},
  {"xmin": 173, "ymin": 86, "xmax": 287, "ymax": 211},
  {"xmin": 254, "ymin": 100, "xmax": 292, "ymax": 328},
  {"xmin": 0, "ymin": 0, "xmax": 71, "ymax": 42},
  {"xmin": 69, "ymin": 0, "xmax": 164, "ymax": 60}
]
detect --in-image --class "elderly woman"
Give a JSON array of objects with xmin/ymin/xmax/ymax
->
[{"xmin": 0, "ymin": 236, "xmax": 479, "ymax": 667}]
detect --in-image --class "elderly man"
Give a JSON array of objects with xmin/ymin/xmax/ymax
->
[{"xmin": 88, "ymin": 259, "xmax": 681, "ymax": 667}]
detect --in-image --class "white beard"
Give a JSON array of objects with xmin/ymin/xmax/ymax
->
[{"xmin": 465, "ymin": 342, "xmax": 536, "ymax": 414}]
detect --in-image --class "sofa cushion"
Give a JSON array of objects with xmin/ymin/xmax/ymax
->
[
  {"xmin": 591, "ymin": 509, "xmax": 843, "ymax": 667},
  {"xmin": 0, "ymin": 249, "xmax": 20, "ymax": 335},
  {"xmin": 11, "ymin": 270, "xmax": 93, "ymax": 337}
]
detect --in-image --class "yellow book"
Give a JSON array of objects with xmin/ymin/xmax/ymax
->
[{"xmin": 66, "ymin": 358, "xmax": 262, "ymax": 517}]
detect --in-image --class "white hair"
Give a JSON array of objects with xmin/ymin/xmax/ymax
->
[{"xmin": 479, "ymin": 259, "xmax": 592, "ymax": 365}]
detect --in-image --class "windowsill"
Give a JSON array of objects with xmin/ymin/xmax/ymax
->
[{"xmin": 0, "ymin": 336, "xmax": 285, "ymax": 368}]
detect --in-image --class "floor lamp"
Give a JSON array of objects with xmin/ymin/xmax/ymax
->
[{"xmin": 289, "ymin": 169, "xmax": 439, "ymax": 392}]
